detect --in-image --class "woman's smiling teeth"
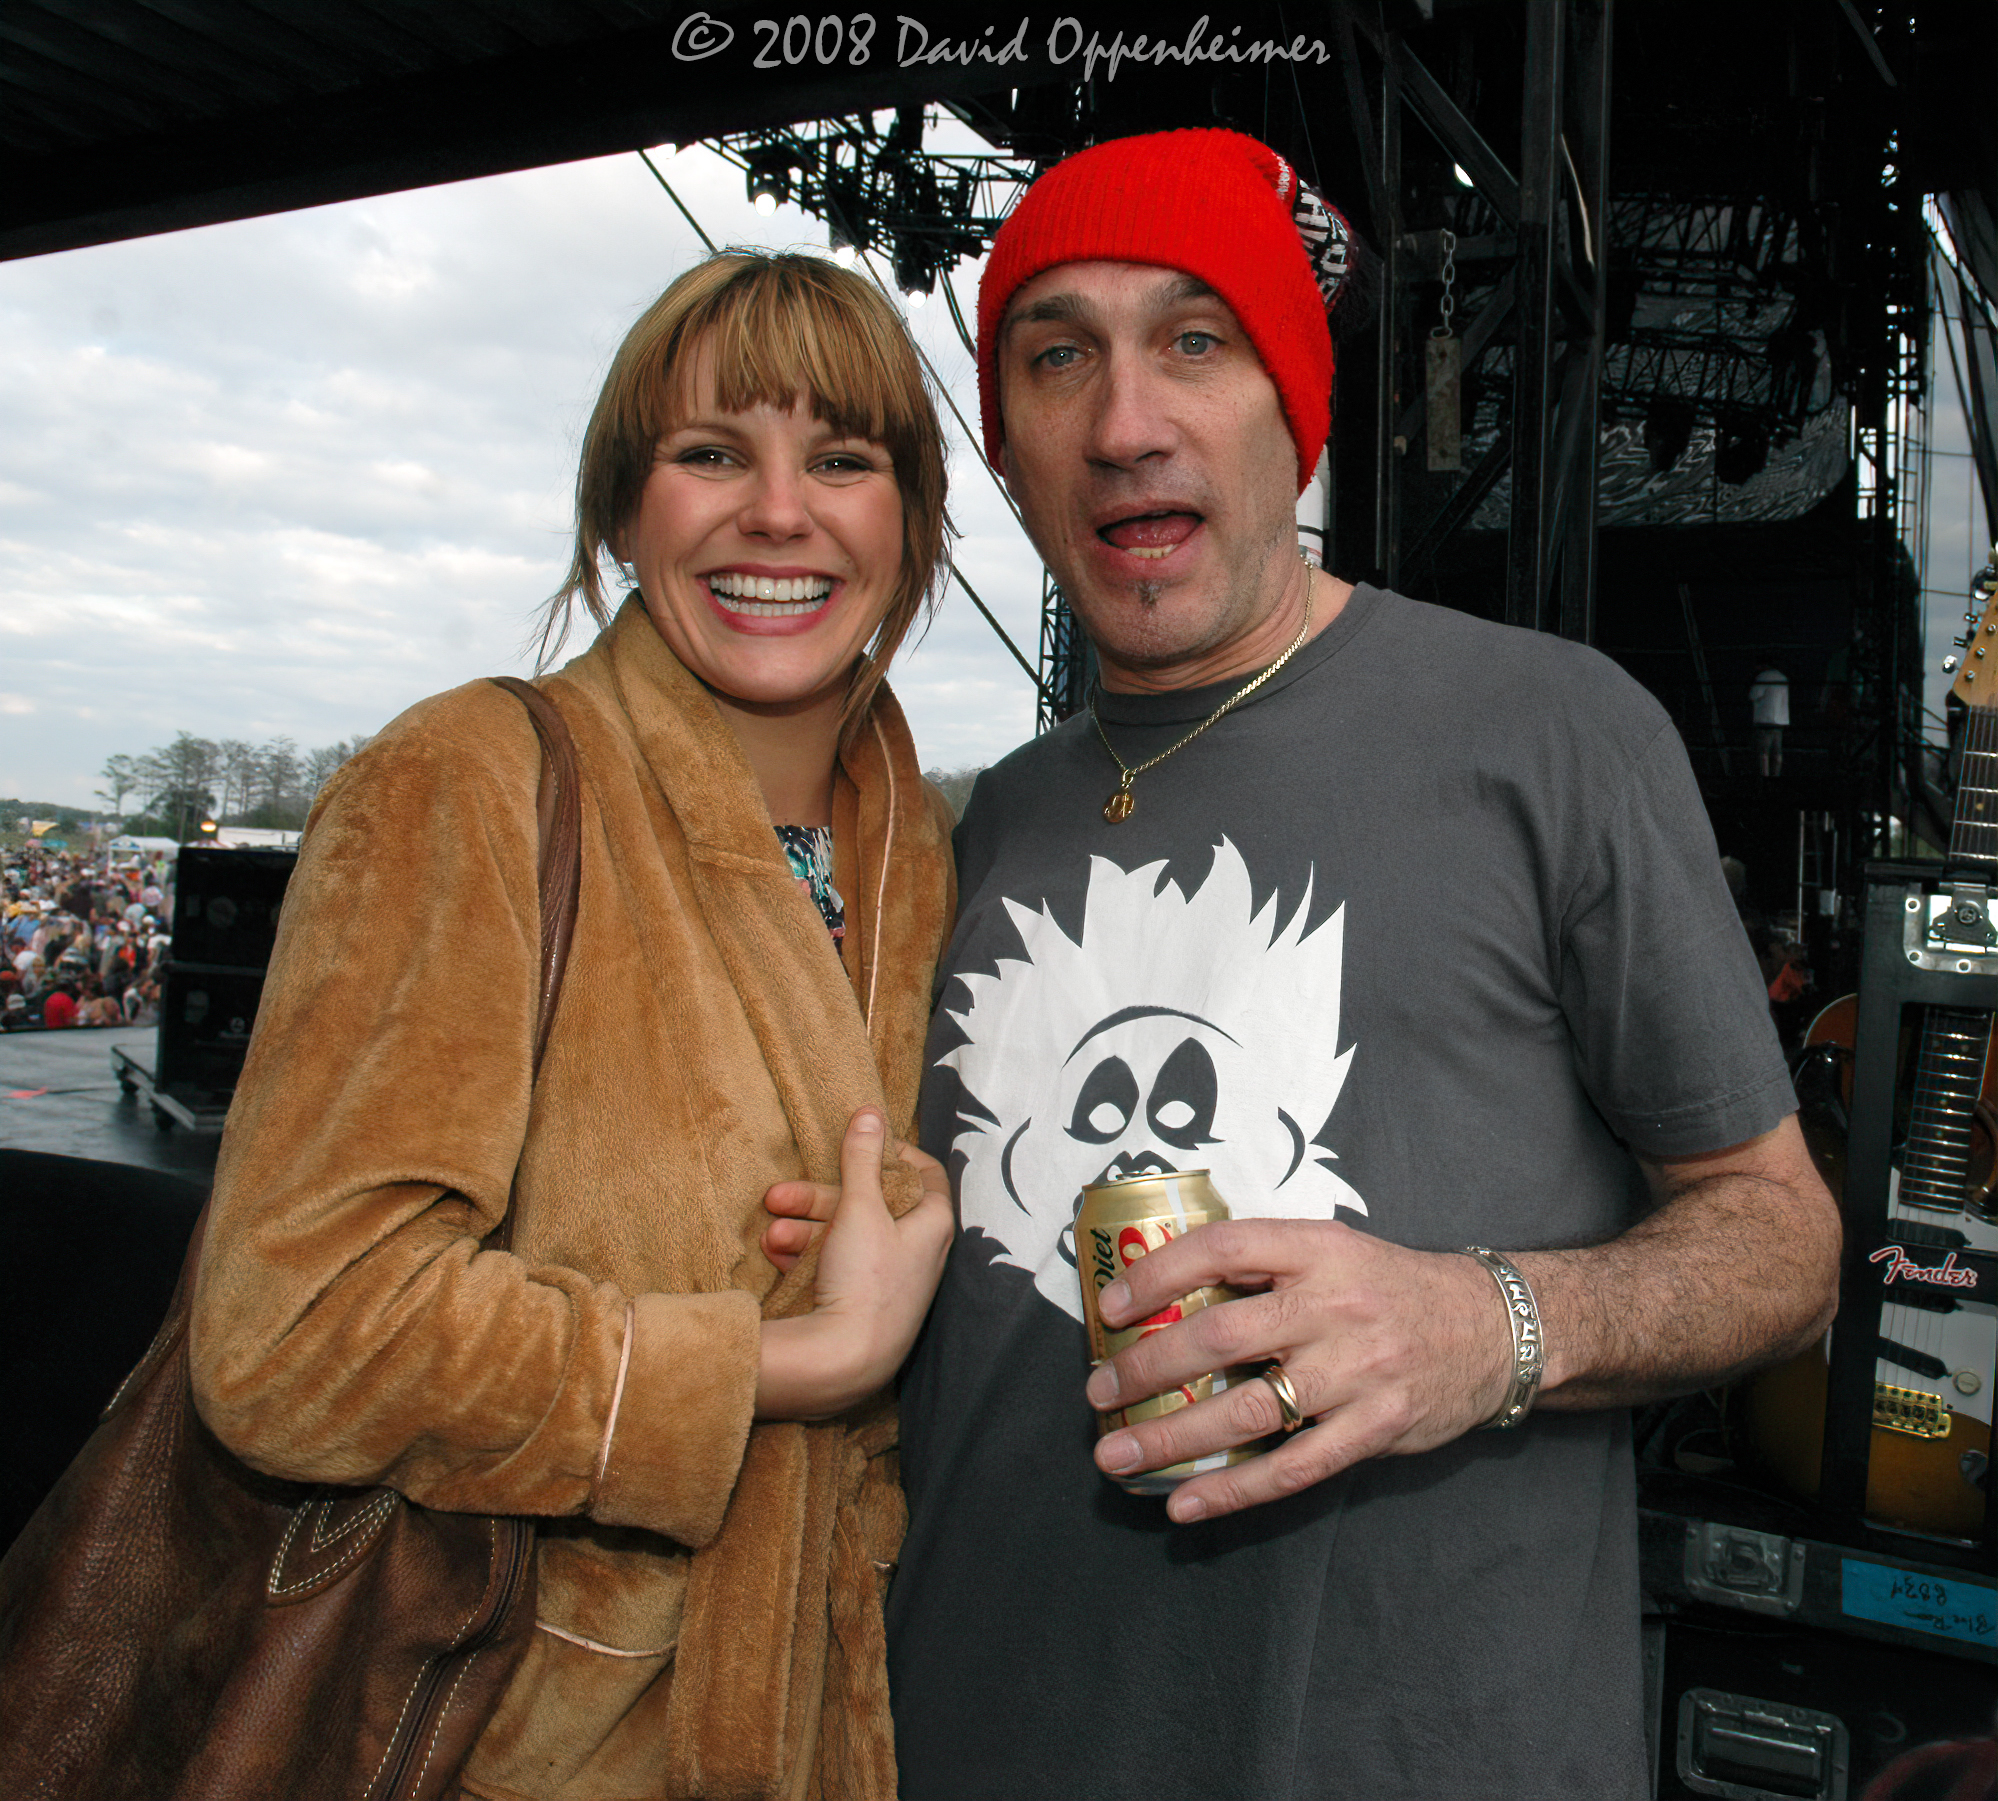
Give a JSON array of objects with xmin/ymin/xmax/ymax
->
[{"xmin": 707, "ymin": 571, "xmax": 836, "ymax": 616}]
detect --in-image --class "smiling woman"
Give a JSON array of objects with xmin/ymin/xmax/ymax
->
[
  {"xmin": 175, "ymin": 252, "xmax": 961, "ymax": 1801},
  {"xmin": 547, "ymin": 254, "xmax": 945, "ymax": 722},
  {"xmin": 540, "ymin": 253, "xmax": 947, "ymax": 826},
  {"xmin": 622, "ymin": 366, "xmax": 908, "ymax": 767}
]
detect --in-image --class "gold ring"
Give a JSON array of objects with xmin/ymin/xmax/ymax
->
[{"xmin": 1262, "ymin": 1363, "xmax": 1306, "ymax": 1434}]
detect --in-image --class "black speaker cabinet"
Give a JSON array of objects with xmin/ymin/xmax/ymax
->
[
  {"xmin": 154, "ymin": 966, "xmax": 265, "ymax": 1098},
  {"xmin": 169, "ymin": 846, "xmax": 296, "ymax": 969}
]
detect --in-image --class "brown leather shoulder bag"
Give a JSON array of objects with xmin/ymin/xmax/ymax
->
[{"xmin": 0, "ymin": 676, "xmax": 580, "ymax": 1801}]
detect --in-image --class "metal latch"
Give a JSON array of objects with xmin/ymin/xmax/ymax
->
[
  {"xmin": 1932, "ymin": 881, "xmax": 1997, "ymax": 948},
  {"xmin": 1678, "ymin": 1688, "xmax": 1848, "ymax": 1800},
  {"xmin": 1903, "ymin": 883, "xmax": 1998, "ymax": 973},
  {"xmin": 1683, "ymin": 1522, "xmax": 1804, "ymax": 1617}
]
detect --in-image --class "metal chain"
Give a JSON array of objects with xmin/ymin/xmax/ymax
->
[
  {"xmin": 1090, "ymin": 553, "xmax": 1316, "ymax": 803},
  {"xmin": 1432, "ymin": 228, "xmax": 1457, "ymax": 340}
]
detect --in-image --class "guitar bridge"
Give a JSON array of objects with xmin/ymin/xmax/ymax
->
[{"xmin": 1872, "ymin": 1381, "xmax": 1952, "ymax": 1438}]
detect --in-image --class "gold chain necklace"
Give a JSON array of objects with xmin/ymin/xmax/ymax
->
[{"xmin": 1089, "ymin": 556, "xmax": 1316, "ymax": 824}]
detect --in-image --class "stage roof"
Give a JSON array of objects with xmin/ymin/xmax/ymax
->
[{"xmin": 1, "ymin": 0, "xmax": 1039, "ymax": 262}]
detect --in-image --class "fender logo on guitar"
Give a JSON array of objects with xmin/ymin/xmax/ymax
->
[{"xmin": 1871, "ymin": 1246, "xmax": 1981, "ymax": 1291}]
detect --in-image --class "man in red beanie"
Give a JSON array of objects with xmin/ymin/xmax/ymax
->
[{"xmin": 776, "ymin": 128, "xmax": 1838, "ymax": 1800}]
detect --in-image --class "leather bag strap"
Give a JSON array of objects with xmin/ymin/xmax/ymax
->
[
  {"xmin": 488, "ymin": 675, "xmax": 583, "ymax": 1079},
  {"xmin": 484, "ymin": 676, "xmax": 584, "ymax": 1255}
]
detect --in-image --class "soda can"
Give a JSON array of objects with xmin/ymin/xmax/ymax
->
[{"xmin": 1075, "ymin": 1170, "xmax": 1268, "ymax": 1495}]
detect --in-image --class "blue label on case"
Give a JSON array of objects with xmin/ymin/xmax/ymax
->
[{"xmin": 1841, "ymin": 1559, "xmax": 1996, "ymax": 1648}]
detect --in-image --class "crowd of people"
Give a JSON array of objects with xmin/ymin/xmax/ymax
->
[{"xmin": 2, "ymin": 846, "xmax": 172, "ymax": 1031}]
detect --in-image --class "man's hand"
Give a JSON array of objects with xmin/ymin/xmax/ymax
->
[
  {"xmin": 753, "ymin": 1109, "xmax": 954, "ymax": 1420},
  {"xmin": 1084, "ymin": 1115, "xmax": 1839, "ymax": 1526},
  {"xmin": 1084, "ymin": 1219, "xmax": 1514, "ymax": 1524}
]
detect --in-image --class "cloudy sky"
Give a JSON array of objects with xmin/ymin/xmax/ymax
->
[
  {"xmin": 1, "ymin": 125, "xmax": 1988, "ymax": 811},
  {"xmin": 0, "ymin": 130, "xmax": 1046, "ymax": 811}
]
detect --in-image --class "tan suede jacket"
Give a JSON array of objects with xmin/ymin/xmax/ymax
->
[{"xmin": 189, "ymin": 598, "xmax": 955, "ymax": 1801}]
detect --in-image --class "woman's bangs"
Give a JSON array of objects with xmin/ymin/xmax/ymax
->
[{"xmin": 679, "ymin": 277, "xmax": 914, "ymax": 452}]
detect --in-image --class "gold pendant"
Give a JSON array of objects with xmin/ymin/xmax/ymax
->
[{"xmin": 1103, "ymin": 789, "xmax": 1135, "ymax": 824}]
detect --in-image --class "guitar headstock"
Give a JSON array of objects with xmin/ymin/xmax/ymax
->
[{"xmin": 1945, "ymin": 544, "xmax": 1998, "ymax": 706}]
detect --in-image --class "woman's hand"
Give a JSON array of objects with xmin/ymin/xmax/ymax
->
[
  {"xmin": 754, "ymin": 1109, "xmax": 953, "ymax": 1420},
  {"xmin": 761, "ymin": 1119, "xmax": 946, "ymax": 1270}
]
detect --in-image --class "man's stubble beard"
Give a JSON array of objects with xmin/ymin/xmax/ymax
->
[
  {"xmin": 1077, "ymin": 528, "xmax": 1293, "ymax": 678},
  {"xmin": 1085, "ymin": 577, "xmax": 1239, "ymax": 675}
]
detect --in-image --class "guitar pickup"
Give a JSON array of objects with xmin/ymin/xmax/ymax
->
[
  {"xmin": 1876, "ymin": 1337, "xmax": 1948, "ymax": 1380},
  {"xmin": 1890, "ymin": 1220, "xmax": 1970, "ymax": 1253}
]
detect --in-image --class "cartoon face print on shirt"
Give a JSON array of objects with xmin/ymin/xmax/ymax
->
[{"xmin": 941, "ymin": 838, "xmax": 1366, "ymax": 1322}]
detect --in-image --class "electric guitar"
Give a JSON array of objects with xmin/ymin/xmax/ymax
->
[{"xmin": 1736, "ymin": 548, "xmax": 1998, "ymax": 1538}]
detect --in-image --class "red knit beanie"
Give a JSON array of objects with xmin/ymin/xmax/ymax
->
[{"xmin": 978, "ymin": 128, "xmax": 1334, "ymax": 494}]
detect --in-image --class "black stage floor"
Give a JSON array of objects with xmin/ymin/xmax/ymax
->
[
  {"xmin": 0, "ymin": 1023, "xmax": 222, "ymax": 1183},
  {"xmin": 2, "ymin": 1027, "xmax": 217, "ymax": 1547}
]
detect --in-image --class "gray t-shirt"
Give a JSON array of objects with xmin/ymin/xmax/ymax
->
[{"xmin": 888, "ymin": 585, "xmax": 1793, "ymax": 1801}]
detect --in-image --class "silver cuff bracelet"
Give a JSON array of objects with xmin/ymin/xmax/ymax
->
[{"xmin": 1459, "ymin": 1246, "xmax": 1544, "ymax": 1430}]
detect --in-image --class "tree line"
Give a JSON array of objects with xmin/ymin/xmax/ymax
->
[
  {"xmin": 87, "ymin": 742, "xmax": 977, "ymax": 841},
  {"xmin": 98, "ymin": 731, "xmax": 372, "ymax": 838}
]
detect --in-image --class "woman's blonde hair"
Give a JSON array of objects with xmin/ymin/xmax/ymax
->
[{"xmin": 540, "ymin": 252, "xmax": 948, "ymax": 732}]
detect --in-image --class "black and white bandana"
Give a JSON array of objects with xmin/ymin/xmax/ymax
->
[{"xmin": 1272, "ymin": 154, "xmax": 1358, "ymax": 320}]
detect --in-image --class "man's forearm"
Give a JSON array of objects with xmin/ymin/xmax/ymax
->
[{"xmin": 1516, "ymin": 1117, "xmax": 1841, "ymax": 1411}]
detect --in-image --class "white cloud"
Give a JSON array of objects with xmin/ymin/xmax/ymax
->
[{"xmin": 0, "ymin": 139, "xmax": 1047, "ymax": 805}]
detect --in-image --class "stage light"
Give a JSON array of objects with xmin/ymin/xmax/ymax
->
[
  {"xmin": 828, "ymin": 194, "xmax": 866, "ymax": 268},
  {"xmin": 1453, "ymin": 164, "xmax": 1473, "ymax": 187},
  {"xmin": 746, "ymin": 152, "xmax": 790, "ymax": 216},
  {"xmin": 893, "ymin": 242, "xmax": 936, "ymax": 306}
]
